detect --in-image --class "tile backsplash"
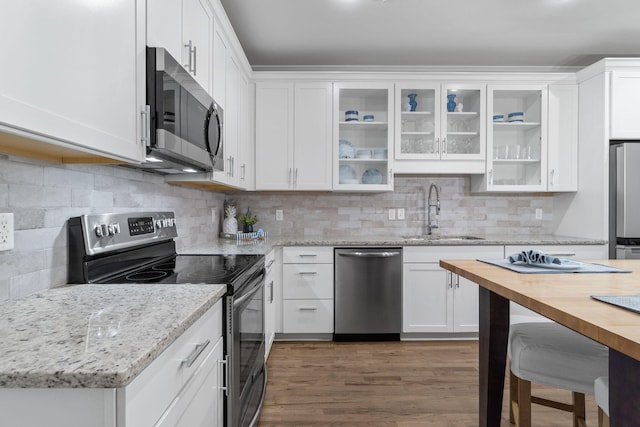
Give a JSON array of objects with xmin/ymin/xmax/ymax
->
[
  {"xmin": 0, "ymin": 154, "xmax": 224, "ymax": 301},
  {"xmin": 231, "ymin": 176, "xmax": 553, "ymax": 240},
  {"xmin": 1, "ymin": 153, "xmax": 553, "ymax": 301}
]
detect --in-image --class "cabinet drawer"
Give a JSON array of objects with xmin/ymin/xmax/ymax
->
[
  {"xmin": 403, "ymin": 245, "xmax": 504, "ymax": 263},
  {"xmin": 505, "ymin": 245, "xmax": 607, "ymax": 261},
  {"xmin": 124, "ymin": 300, "xmax": 222, "ymax": 426},
  {"xmin": 282, "ymin": 264, "xmax": 333, "ymax": 299},
  {"xmin": 283, "ymin": 299, "xmax": 333, "ymax": 333},
  {"xmin": 283, "ymin": 246, "xmax": 334, "ymax": 264},
  {"xmin": 155, "ymin": 336, "xmax": 222, "ymax": 427}
]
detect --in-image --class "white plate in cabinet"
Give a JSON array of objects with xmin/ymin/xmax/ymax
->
[
  {"xmin": 282, "ymin": 264, "xmax": 333, "ymax": 299},
  {"xmin": 282, "ymin": 247, "xmax": 334, "ymax": 264},
  {"xmin": 283, "ymin": 299, "xmax": 333, "ymax": 333}
]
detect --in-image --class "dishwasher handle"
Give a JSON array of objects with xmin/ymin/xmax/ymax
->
[{"xmin": 338, "ymin": 251, "xmax": 401, "ymax": 258}]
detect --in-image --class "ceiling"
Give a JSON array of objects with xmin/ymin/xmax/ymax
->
[{"xmin": 219, "ymin": 0, "xmax": 640, "ymax": 71}]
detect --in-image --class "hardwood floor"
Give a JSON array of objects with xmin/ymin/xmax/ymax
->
[{"xmin": 258, "ymin": 340, "xmax": 599, "ymax": 426}]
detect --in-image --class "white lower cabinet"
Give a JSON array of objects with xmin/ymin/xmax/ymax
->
[
  {"xmin": 0, "ymin": 300, "xmax": 224, "ymax": 427},
  {"xmin": 402, "ymin": 245, "xmax": 504, "ymax": 333},
  {"xmin": 281, "ymin": 247, "xmax": 334, "ymax": 333}
]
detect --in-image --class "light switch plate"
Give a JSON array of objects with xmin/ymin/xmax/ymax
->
[
  {"xmin": 275, "ymin": 209, "xmax": 283, "ymax": 221},
  {"xmin": 0, "ymin": 213, "xmax": 14, "ymax": 251},
  {"xmin": 535, "ymin": 208, "xmax": 543, "ymax": 220},
  {"xmin": 388, "ymin": 208, "xmax": 396, "ymax": 220},
  {"xmin": 397, "ymin": 208, "xmax": 405, "ymax": 220}
]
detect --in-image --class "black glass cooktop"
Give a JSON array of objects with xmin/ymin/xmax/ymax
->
[{"xmin": 103, "ymin": 254, "xmax": 264, "ymax": 287}]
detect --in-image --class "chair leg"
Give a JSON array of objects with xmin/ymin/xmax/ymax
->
[
  {"xmin": 510, "ymin": 370, "xmax": 518, "ymax": 424},
  {"xmin": 598, "ymin": 407, "xmax": 610, "ymax": 427},
  {"xmin": 572, "ymin": 392, "xmax": 586, "ymax": 427},
  {"xmin": 516, "ymin": 377, "xmax": 532, "ymax": 427}
]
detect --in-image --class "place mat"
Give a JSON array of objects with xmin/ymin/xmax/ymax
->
[
  {"xmin": 478, "ymin": 258, "xmax": 632, "ymax": 274},
  {"xmin": 592, "ymin": 295, "xmax": 640, "ymax": 314}
]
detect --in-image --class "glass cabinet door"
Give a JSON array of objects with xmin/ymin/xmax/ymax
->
[
  {"xmin": 395, "ymin": 84, "xmax": 440, "ymax": 160},
  {"xmin": 441, "ymin": 84, "xmax": 485, "ymax": 160},
  {"xmin": 486, "ymin": 84, "xmax": 548, "ymax": 191},
  {"xmin": 334, "ymin": 82, "xmax": 394, "ymax": 191}
]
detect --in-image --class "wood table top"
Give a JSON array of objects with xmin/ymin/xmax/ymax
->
[{"xmin": 440, "ymin": 258, "xmax": 640, "ymax": 361}]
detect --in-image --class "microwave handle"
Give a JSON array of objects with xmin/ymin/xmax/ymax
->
[{"xmin": 205, "ymin": 102, "xmax": 223, "ymax": 163}]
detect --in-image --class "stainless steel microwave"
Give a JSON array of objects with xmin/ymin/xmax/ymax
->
[{"xmin": 140, "ymin": 47, "xmax": 224, "ymax": 174}]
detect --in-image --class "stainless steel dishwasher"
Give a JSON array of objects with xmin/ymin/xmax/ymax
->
[{"xmin": 334, "ymin": 247, "xmax": 402, "ymax": 341}]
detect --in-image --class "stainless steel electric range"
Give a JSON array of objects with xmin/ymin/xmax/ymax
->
[{"xmin": 68, "ymin": 211, "xmax": 266, "ymax": 427}]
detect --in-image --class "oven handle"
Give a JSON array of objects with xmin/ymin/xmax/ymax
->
[
  {"xmin": 220, "ymin": 354, "xmax": 229, "ymax": 396},
  {"xmin": 233, "ymin": 273, "xmax": 264, "ymax": 308}
]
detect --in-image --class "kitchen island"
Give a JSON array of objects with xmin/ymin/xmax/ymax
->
[{"xmin": 440, "ymin": 258, "xmax": 640, "ymax": 426}]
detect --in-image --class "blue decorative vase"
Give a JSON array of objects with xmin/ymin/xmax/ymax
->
[
  {"xmin": 407, "ymin": 93, "xmax": 418, "ymax": 112},
  {"xmin": 446, "ymin": 94, "xmax": 457, "ymax": 112}
]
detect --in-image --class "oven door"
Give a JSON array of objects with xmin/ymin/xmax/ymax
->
[{"xmin": 228, "ymin": 269, "xmax": 266, "ymax": 427}]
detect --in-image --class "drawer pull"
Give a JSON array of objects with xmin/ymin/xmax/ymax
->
[
  {"xmin": 298, "ymin": 254, "xmax": 318, "ymax": 257},
  {"xmin": 181, "ymin": 339, "xmax": 210, "ymax": 368},
  {"xmin": 298, "ymin": 307, "xmax": 318, "ymax": 311},
  {"xmin": 298, "ymin": 271, "xmax": 318, "ymax": 275},
  {"xmin": 266, "ymin": 259, "xmax": 275, "ymax": 269}
]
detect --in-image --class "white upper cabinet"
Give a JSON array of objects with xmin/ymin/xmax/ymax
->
[
  {"xmin": 255, "ymin": 82, "xmax": 333, "ymax": 191},
  {"xmin": 547, "ymin": 84, "xmax": 578, "ymax": 192},
  {"xmin": 474, "ymin": 84, "xmax": 549, "ymax": 192},
  {"xmin": 147, "ymin": 0, "xmax": 212, "ymax": 93},
  {"xmin": 394, "ymin": 82, "xmax": 485, "ymax": 174},
  {"xmin": 610, "ymin": 71, "xmax": 640, "ymax": 140},
  {"xmin": 334, "ymin": 82, "xmax": 394, "ymax": 191},
  {"xmin": 473, "ymin": 83, "xmax": 577, "ymax": 193},
  {"xmin": 0, "ymin": 0, "xmax": 146, "ymax": 163},
  {"xmin": 212, "ymin": 17, "xmax": 228, "ymax": 108}
]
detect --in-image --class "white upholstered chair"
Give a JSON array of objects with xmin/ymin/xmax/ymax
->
[
  {"xmin": 594, "ymin": 376, "xmax": 609, "ymax": 427},
  {"xmin": 508, "ymin": 322, "xmax": 609, "ymax": 427}
]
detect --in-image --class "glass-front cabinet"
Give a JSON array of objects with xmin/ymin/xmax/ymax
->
[
  {"xmin": 394, "ymin": 82, "xmax": 485, "ymax": 174},
  {"xmin": 334, "ymin": 82, "xmax": 394, "ymax": 191},
  {"xmin": 481, "ymin": 84, "xmax": 548, "ymax": 191}
]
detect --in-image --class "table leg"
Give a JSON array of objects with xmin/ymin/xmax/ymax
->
[
  {"xmin": 610, "ymin": 348, "xmax": 640, "ymax": 426},
  {"xmin": 478, "ymin": 287, "xmax": 510, "ymax": 427}
]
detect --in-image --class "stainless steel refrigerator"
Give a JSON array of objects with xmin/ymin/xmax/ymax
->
[{"xmin": 610, "ymin": 141, "xmax": 640, "ymax": 259}]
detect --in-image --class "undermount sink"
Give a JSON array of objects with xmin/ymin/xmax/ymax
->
[{"xmin": 401, "ymin": 235, "xmax": 485, "ymax": 242}]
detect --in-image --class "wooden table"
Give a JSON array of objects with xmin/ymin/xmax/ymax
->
[{"xmin": 439, "ymin": 258, "xmax": 640, "ymax": 427}]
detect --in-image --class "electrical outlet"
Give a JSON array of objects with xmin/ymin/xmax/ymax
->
[
  {"xmin": 0, "ymin": 213, "xmax": 14, "ymax": 251},
  {"xmin": 397, "ymin": 208, "xmax": 405, "ymax": 220},
  {"xmin": 275, "ymin": 209, "xmax": 283, "ymax": 221},
  {"xmin": 535, "ymin": 208, "xmax": 543, "ymax": 220},
  {"xmin": 388, "ymin": 208, "xmax": 396, "ymax": 221}
]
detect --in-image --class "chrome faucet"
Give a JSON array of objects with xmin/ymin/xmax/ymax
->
[{"xmin": 426, "ymin": 183, "xmax": 440, "ymax": 235}]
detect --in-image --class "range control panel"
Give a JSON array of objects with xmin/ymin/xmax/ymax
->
[{"xmin": 74, "ymin": 211, "xmax": 178, "ymax": 255}]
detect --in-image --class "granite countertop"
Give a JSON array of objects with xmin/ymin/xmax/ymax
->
[
  {"xmin": 181, "ymin": 234, "xmax": 606, "ymax": 255},
  {"xmin": 0, "ymin": 284, "xmax": 226, "ymax": 389}
]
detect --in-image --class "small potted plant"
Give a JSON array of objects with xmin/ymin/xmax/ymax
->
[{"xmin": 238, "ymin": 208, "xmax": 258, "ymax": 233}]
